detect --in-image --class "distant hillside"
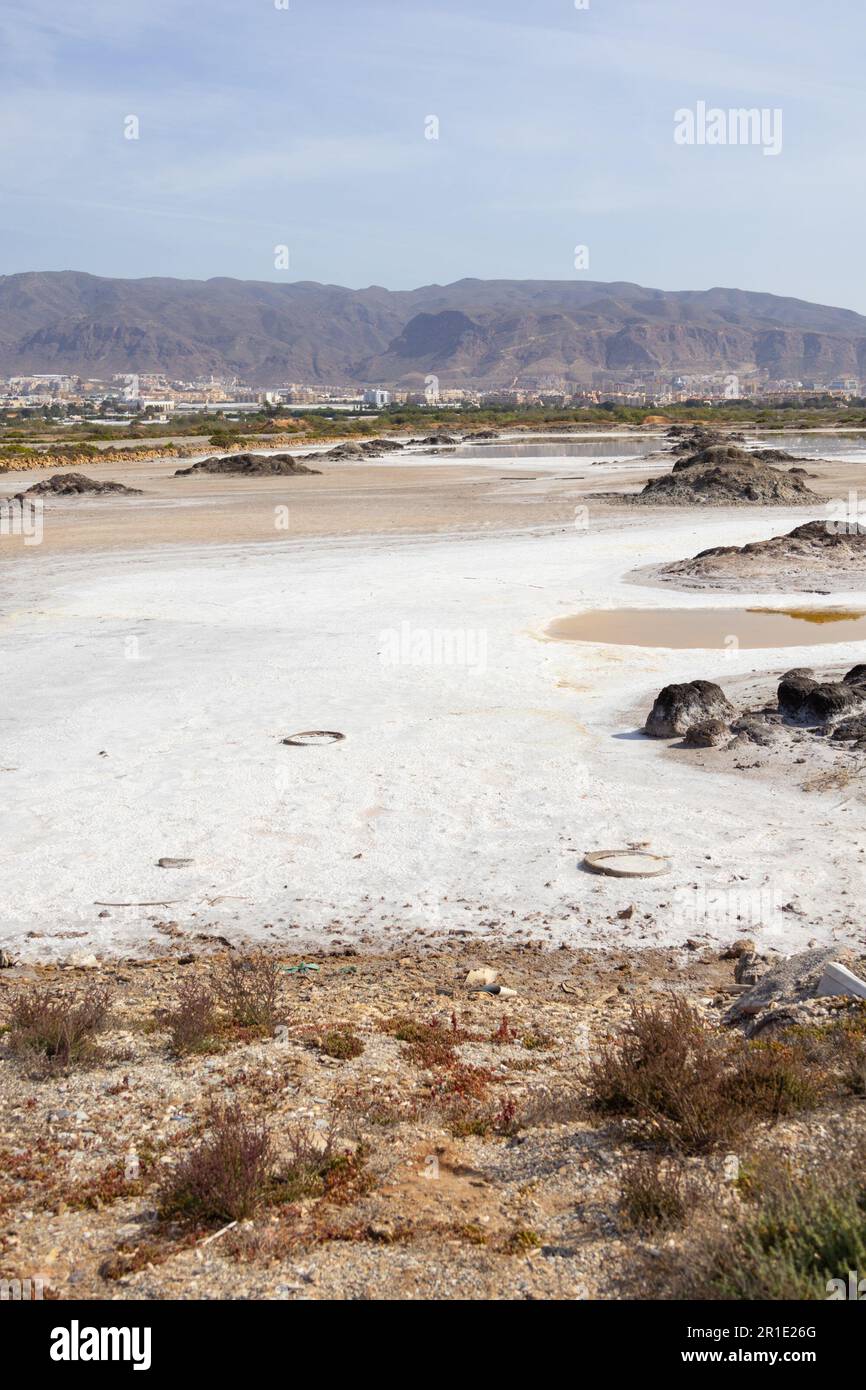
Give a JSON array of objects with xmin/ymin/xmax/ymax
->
[{"xmin": 2, "ymin": 271, "xmax": 866, "ymax": 386}]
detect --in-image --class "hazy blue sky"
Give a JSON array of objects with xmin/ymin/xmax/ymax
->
[{"xmin": 1, "ymin": 0, "xmax": 863, "ymax": 307}]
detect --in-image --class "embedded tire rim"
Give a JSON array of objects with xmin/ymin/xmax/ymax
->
[{"xmin": 281, "ymin": 730, "xmax": 346, "ymax": 746}]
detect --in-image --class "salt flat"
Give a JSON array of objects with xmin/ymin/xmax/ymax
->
[{"xmin": 1, "ymin": 447, "xmax": 865, "ymax": 961}]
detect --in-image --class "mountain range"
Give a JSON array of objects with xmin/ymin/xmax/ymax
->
[{"xmin": 2, "ymin": 271, "xmax": 866, "ymax": 387}]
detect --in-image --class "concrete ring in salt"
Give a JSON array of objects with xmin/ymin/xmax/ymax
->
[{"xmin": 583, "ymin": 849, "xmax": 670, "ymax": 878}]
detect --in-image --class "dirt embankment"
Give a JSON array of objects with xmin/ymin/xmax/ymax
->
[{"xmin": 0, "ymin": 435, "xmax": 312, "ymax": 476}]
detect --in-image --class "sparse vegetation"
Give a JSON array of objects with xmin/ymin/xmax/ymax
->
[
  {"xmin": 164, "ymin": 980, "xmax": 219, "ymax": 1055},
  {"xmin": 6, "ymin": 944, "xmax": 864, "ymax": 1302},
  {"xmin": 676, "ymin": 1158, "xmax": 866, "ymax": 1300},
  {"xmin": 214, "ymin": 952, "xmax": 280, "ymax": 1033},
  {"xmin": 318, "ymin": 1030, "xmax": 365, "ymax": 1060},
  {"xmin": 382, "ymin": 1013, "xmax": 472, "ymax": 1070},
  {"xmin": 730, "ymin": 1040, "xmax": 823, "ymax": 1120},
  {"xmin": 587, "ymin": 997, "xmax": 821, "ymax": 1154},
  {"xmin": 619, "ymin": 1156, "xmax": 695, "ymax": 1235},
  {"xmin": 503, "ymin": 1227, "xmax": 542, "ymax": 1254},
  {"xmin": 445, "ymin": 1093, "xmax": 519, "ymax": 1139},
  {"xmin": 159, "ymin": 1105, "xmax": 273, "ymax": 1224},
  {"xmin": 4, "ymin": 983, "xmax": 111, "ymax": 1071},
  {"xmin": 269, "ymin": 1120, "xmax": 371, "ymax": 1207}
]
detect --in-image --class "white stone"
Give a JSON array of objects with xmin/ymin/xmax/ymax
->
[
  {"xmin": 816, "ymin": 961, "xmax": 866, "ymax": 1001},
  {"xmin": 465, "ymin": 967, "xmax": 497, "ymax": 987}
]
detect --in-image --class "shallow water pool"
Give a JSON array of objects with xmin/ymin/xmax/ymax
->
[{"xmin": 546, "ymin": 606, "xmax": 866, "ymax": 649}]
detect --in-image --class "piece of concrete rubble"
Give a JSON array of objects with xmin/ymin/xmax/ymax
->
[
  {"xmin": 724, "ymin": 946, "xmax": 860, "ymax": 1026},
  {"xmin": 734, "ymin": 951, "xmax": 765, "ymax": 985},
  {"xmin": 465, "ymin": 967, "xmax": 498, "ymax": 987},
  {"xmin": 65, "ymin": 952, "xmax": 101, "ymax": 970},
  {"xmin": 815, "ymin": 960, "xmax": 866, "ymax": 1001},
  {"xmin": 719, "ymin": 938, "xmax": 756, "ymax": 959}
]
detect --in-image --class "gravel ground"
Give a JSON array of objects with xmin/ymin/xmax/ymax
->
[{"xmin": 4, "ymin": 939, "xmax": 864, "ymax": 1302}]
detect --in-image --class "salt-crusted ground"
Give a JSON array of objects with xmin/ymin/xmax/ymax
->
[
  {"xmin": 3, "ymin": 437, "xmax": 866, "ymax": 1305},
  {"xmin": 1, "ymin": 438, "xmax": 865, "ymax": 962}
]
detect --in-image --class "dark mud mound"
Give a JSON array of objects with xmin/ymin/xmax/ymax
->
[
  {"xmin": 320, "ymin": 439, "xmax": 404, "ymax": 461},
  {"xmin": 607, "ymin": 444, "xmax": 820, "ymax": 507},
  {"xmin": 174, "ymin": 452, "xmax": 321, "ymax": 476},
  {"xmin": 19, "ymin": 472, "xmax": 143, "ymax": 496},
  {"xmin": 650, "ymin": 520, "xmax": 866, "ymax": 592},
  {"xmin": 643, "ymin": 665, "xmax": 866, "ymax": 767},
  {"xmin": 667, "ymin": 425, "xmax": 746, "ymax": 454},
  {"xmin": 645, "ymin": 680, "xmax": 736, "ymax": 737}
]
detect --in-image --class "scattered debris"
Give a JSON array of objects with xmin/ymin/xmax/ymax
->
[
  {"xmin": 724, "ymin": 947, "xmax": 865, "ymax": 1027},
  {"xmin": 94, "ymin": 900, "xmax": 182, "ymax": 908},
  {"xmin": 197, "ymin": 1220, "xmax": 238, "ymax": 1247}
]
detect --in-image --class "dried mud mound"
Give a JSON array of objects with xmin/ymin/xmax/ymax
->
[
  {"xmin": 17, "ymin": 472, "xmax": 143, "ymax": 497},
  {"xmin": 320, "ymin": 439, "xmax": 405, "ymax": 461},
  {"xmin": 644, "ymin": 665, "xmax": 866, "ymax": 790},
  {"xmin": 596, "ymin": 437, "xmax": 821, "ymax": 508},
  {"xmin": 667, "ymin": 425, "xmax": 746, "ymax": 453},
  {"xmin": 638, "ymin": 445, "xmax": 819, "ymax": 506},
  {"xmin": 174, "ymin": 452, "xmax": 321, "ymax": 477},
  {"xmin": 653, "ymin": 520, "xmax": 866, "ymax": 592},
  {"xmin": 644, "ymin": 680, "xmax": 736, "ymax": 737}
]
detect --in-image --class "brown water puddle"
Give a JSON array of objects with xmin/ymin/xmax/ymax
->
[{"xmin": 546, "ymin": 606, "xmax": 866, "ymax": 649}]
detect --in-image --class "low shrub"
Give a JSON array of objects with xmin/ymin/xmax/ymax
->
[
  {"xmin": 165, "ymin": 980, "xmax": 219, "ymax": 1055},
  {"xmin": 588, "ymin": 997, "xmax": 821, "ymax": 1154},
  {"xmin": 319, "ymin": 1030, "xmax": 364, "ymax": 1060},
  {"xmin": 159, "ymin": 1105, "xmax": 272, "ymax": 1224},
  {"xmin": 5, "ymin": 983, "xmax": 111, "ymax": 1070},
  {"xmin": 214, "ymin": 953, "xmax": 280, "ymax": 1032},
  {"xmin": 677, "ymin": 1159, "xmax": 866, "ymax": 1300},
  {"xmin": 619, "ymin": 1156, "xmax": 695, "ymax": 1235}
]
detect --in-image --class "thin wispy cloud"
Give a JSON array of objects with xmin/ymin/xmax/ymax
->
[{"xmin": 0, "ymin": 0, "xmax": 863, "ymax": 308}]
